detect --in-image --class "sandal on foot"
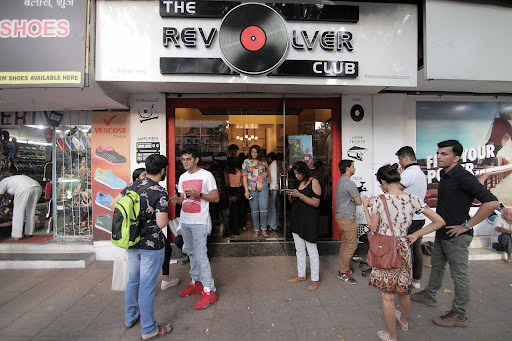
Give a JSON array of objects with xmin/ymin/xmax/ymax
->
[
  {"xmin": 141, "ymin": 324, "xmax": 173, "ymax": 340},
  {"xmin": 261, "ymin": 230, "xmax": 269, "ymax": 237},
  {"xmin": 287, "ymin": 276, "xmax": 306, "ymax": 283},
  {"xmin": 377, "ymin": 330, "xmax": 395, "ymax": 341},
  {"xmin": 395, "ymin": 310, "xmax": 408, "ymax": 331},
  {"xmin": 125, "ymin": 315, "xmax": 140, "ymax": 329},
  {"xmin": 253, "ymin": 231, "xmax": 260, "ymax": 238}
]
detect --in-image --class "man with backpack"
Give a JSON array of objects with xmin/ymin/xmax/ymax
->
[
  {"xmin": 171, "ymin": 148, "xmax": 219, "ymax": 310},
  {"xmin": 109, "ymin": 154, "xmax": 172, "ymax": 340}
]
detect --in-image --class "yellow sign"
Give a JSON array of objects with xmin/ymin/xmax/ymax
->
[{"xmin": 0, "ymin": 71, "xmax": 81, "ymax": 84}]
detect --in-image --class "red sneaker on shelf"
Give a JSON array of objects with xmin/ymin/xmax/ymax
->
[
  {"xmin": 194, "ymin": 290, "xmax": 217, "ymax": 310},
  {"xmin": 179, "ymin": 281, "xmax": 203, "ymax": 297}
]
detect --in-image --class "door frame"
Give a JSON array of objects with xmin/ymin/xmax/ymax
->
[{"xmin": 167, "ymin": 97, "xmax": 341, "ymax": 240}]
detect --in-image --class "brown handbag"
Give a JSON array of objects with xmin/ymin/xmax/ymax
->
[{"xmin": 366, "ymin": 194, "xmax": 402, "ymax": 269}]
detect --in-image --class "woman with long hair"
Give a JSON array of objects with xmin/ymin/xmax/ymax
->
[
  {"xmin": 286, "ymin": 161, "xmax": 322, "ymax": 290},
  {"xmin": 227, "ymin": 157, "xmax": 244, "ymax": 235},
  {"xmin": 362, "ymin": 164, "xmax": 445, "ymax": 341},
  {"xmin": 242, "ymin": 145, "xmax": 269, "ymax": 238}
]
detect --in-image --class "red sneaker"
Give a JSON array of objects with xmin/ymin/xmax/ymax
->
[
  {"xmin": 194, "ymin": 290, "xmax": 217, "ymax": 310},
  {"xmin": 178, "ymin": 281, "xmax": 203, "ymax": 297}
]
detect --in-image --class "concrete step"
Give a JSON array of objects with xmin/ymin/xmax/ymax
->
[
  {"xmin": 0, "ymin": 252, "xmax": 96, "ymax": 269},
  {"xmin": 469, "ymin": 247, "xmax": 507, "ymax": 261}
]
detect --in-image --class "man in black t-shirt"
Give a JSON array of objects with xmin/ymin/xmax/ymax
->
[
  {"xmin": 110, "ymin": 154, "xmax": 172, "ymax": 339},
  {"xmin": 411, "ymin": 140, "xmax": 498, "ymax": 328}
]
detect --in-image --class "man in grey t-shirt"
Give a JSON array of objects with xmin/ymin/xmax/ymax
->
[{"xmin": 335, "ymin": 160, "xmax": 362, "ymax": 285}]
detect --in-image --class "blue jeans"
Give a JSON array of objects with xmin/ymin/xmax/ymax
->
[
  {"xmin": 249, "ymin": 187, "xmax": 269, "ymax": 231},
  {"xmin": 267, "ymin": 189, "xmax": 278, "ymax": 230},
  {"xmin": 125, "ymin": 248, "xmax": 165, "ymax": 335},
  {"xmin": 181, "ymin": 223, "xmax": 216, "ymax": 291}
]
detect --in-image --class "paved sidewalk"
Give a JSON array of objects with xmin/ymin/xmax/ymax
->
[{"xmin": 0, "ymin": 256, "xmax": 511, "ymax": 340}]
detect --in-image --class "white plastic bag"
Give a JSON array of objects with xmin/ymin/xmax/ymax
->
[{"xmin": 112, "ymin": 253, "xmax": 129, "ymax": 291}]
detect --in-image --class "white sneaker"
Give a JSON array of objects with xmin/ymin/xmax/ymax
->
[
  {"xmin": 412, "ymin": 279, "xmax": 420, "ymax": 289},
  {"xmin": 161, "ymin": 278, "xmax": 180, "ymax": 290}
]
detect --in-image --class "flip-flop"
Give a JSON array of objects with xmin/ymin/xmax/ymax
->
[
  {"xmin": 141, "ymin": 324, "xmax": 173, "ymax": 340},
  {"xmin": 261, "ymin": 230, "xmax": 269, "ymax": 238},
  {"xmin": 253, "ymin": 231, "xmax": 259, "ymax": 238},
  {"xmin": 125, "ymin": 315, "xmax": 140, "ymax": 329},
  {"xmin": 395, "ymin": 310, "xmax": 408, "ymax": 331}
]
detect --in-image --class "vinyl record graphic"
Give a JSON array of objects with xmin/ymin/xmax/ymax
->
[{"xmin": 219, "ymin": 3, "xmax": 288, "ymax": 75}]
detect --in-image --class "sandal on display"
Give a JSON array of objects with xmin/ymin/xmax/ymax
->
[
  {"xmin": 395, "ymin": 310, "xmax": 409, "ymax": 331},
  {"xmin": 141, "ymin": 324, "xmax": 173, "ymax": 340}
]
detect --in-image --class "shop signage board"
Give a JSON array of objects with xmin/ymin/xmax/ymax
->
[
  {"xmin": 0, "ymin": 0, "xmax": 87, "ymax": 88},
  {"xmin": 129, "ymin": 94, "xmax": 167, "ymax": 190},
  {"xmin": 96, "ymin": 0, "xmax": 417, "ymax": 87},
  {"xmin": 342, "ymin": 95, "xmax": 373, "ymax": 228}
]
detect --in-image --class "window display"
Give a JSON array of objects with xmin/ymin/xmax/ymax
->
[{"xmin": 55, "ymin": 126, "xmax": 93, "ymax": 240}]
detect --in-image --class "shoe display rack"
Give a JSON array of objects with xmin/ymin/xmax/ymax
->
[
  {"xmin": 55, "ymin": 126, "xmax": 93, "ymax": 240},
  {"xmin": 16, "ymin": 143, "xmax": 48, "ymax": 185}
]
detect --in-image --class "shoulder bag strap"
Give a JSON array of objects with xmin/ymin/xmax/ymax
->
[
  {"xmin": 135, "ymin": 181, "xmax": 153, "ymax": 195},
  {"xmin": 135, "ymin": 181, "xmax": 155, "ymax": 236},
  {"xmin": 379, "ymin": 194, "xmax": 397, "ymax": 238}
]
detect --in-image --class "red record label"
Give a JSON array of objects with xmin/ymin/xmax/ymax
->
[{"xmin": 240, "ymin": 26, "xmax": 266, "ymax": 51}]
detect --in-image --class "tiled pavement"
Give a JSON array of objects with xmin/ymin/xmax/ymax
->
[{"xmin": 0, "ymin": 255, "xmax": 511, "ymax": 340}]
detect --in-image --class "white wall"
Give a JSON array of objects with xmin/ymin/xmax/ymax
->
[{"xmin": 425, "ymin": 0, "xmax": 512, "ymax": 82}]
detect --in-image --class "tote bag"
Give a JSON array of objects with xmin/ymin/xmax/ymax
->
[{"xmin": 112, "ymin": 252, "xmax": 129, "ymax": 291}]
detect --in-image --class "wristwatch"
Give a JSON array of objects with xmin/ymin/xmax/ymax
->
[
  {"xmin": 199, "ymin": 193, "xmax": 203, "ymax": 198},
  {"xmin": 461, "ymin": 220, "xmax": 472, "ymax": 230}
]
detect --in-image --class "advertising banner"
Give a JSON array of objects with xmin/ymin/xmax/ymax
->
[
  {"xmin": 417, "ymin": 102, "xmax": 512, "ymax": 208},
  {"xmin": 96, "ymin": 0, "xmax": 417, "ymax": 87},
  {"xmin": 0, "ymin": 0, "xmax": 87, "ymax": 88},
  {"xmin": 91, "ymin": 112, "xmax": 130, "ymax": 241},
  {"xmin": 129, "ymin": 94, "xmax": 167, "ymax": 189},
  {"xmin": 288, "ymin": 135, "xmax": 313, "ymax": 168},
  {"xmin": 341, "ymin": 95, "xmax": 373, "ymax": 228}
]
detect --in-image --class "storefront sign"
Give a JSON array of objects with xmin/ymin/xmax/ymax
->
[
  {"xmin": 129, "ymin": 94, "xmax": 167, "ymax": 189},
  {"xmin": 96, "ymin": 0, "xmax": 417, "ymax": 87},
  {"xmin": 342, "ymin": 95, "xmax": 373, "ymax": 228},
  {"xmin": 0, "ymin": 0, "xmax": 87, "ymax": 88}
]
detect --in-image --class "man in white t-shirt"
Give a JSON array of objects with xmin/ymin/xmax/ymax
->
[
  {"xmin": 0, "ymin": 171, "xmax": 42, "ymax": 240},
  {"xmin": 491, "ymin": 207, "xmax": 512, "ymax": 264},
  {"xmin": 171, "ymin": 148, "xmax": 219, "ymax": 310},
  {"xmin": 396, "ymin": 146, "xmax": 427, "ymax": 289}
]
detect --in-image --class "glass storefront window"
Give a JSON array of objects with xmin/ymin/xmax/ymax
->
[{"xmin": 54, "ymin": 125, "xmax": 92, "ymax": 240}]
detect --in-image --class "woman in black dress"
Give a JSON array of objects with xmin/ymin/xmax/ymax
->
[{"xmin": 286, "ymin": 161, "xmax": 322, "ymax": 290}]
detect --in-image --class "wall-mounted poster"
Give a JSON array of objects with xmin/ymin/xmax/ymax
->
[
  {"xmin": 288, "ymin": 135, "xmax": 313, "ymax": 168},
  {"xmin": 417, "ymin": 101, "xmax": 512, "ymax": 208}
]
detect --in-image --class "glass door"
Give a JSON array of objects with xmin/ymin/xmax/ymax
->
[
  {"xmin": 282, "ymin": 103, "xmax": 333, "ymax": 240},
  {"xmin": 169, "ymin": 98, "xmax": 338, "ymax": 242}
]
